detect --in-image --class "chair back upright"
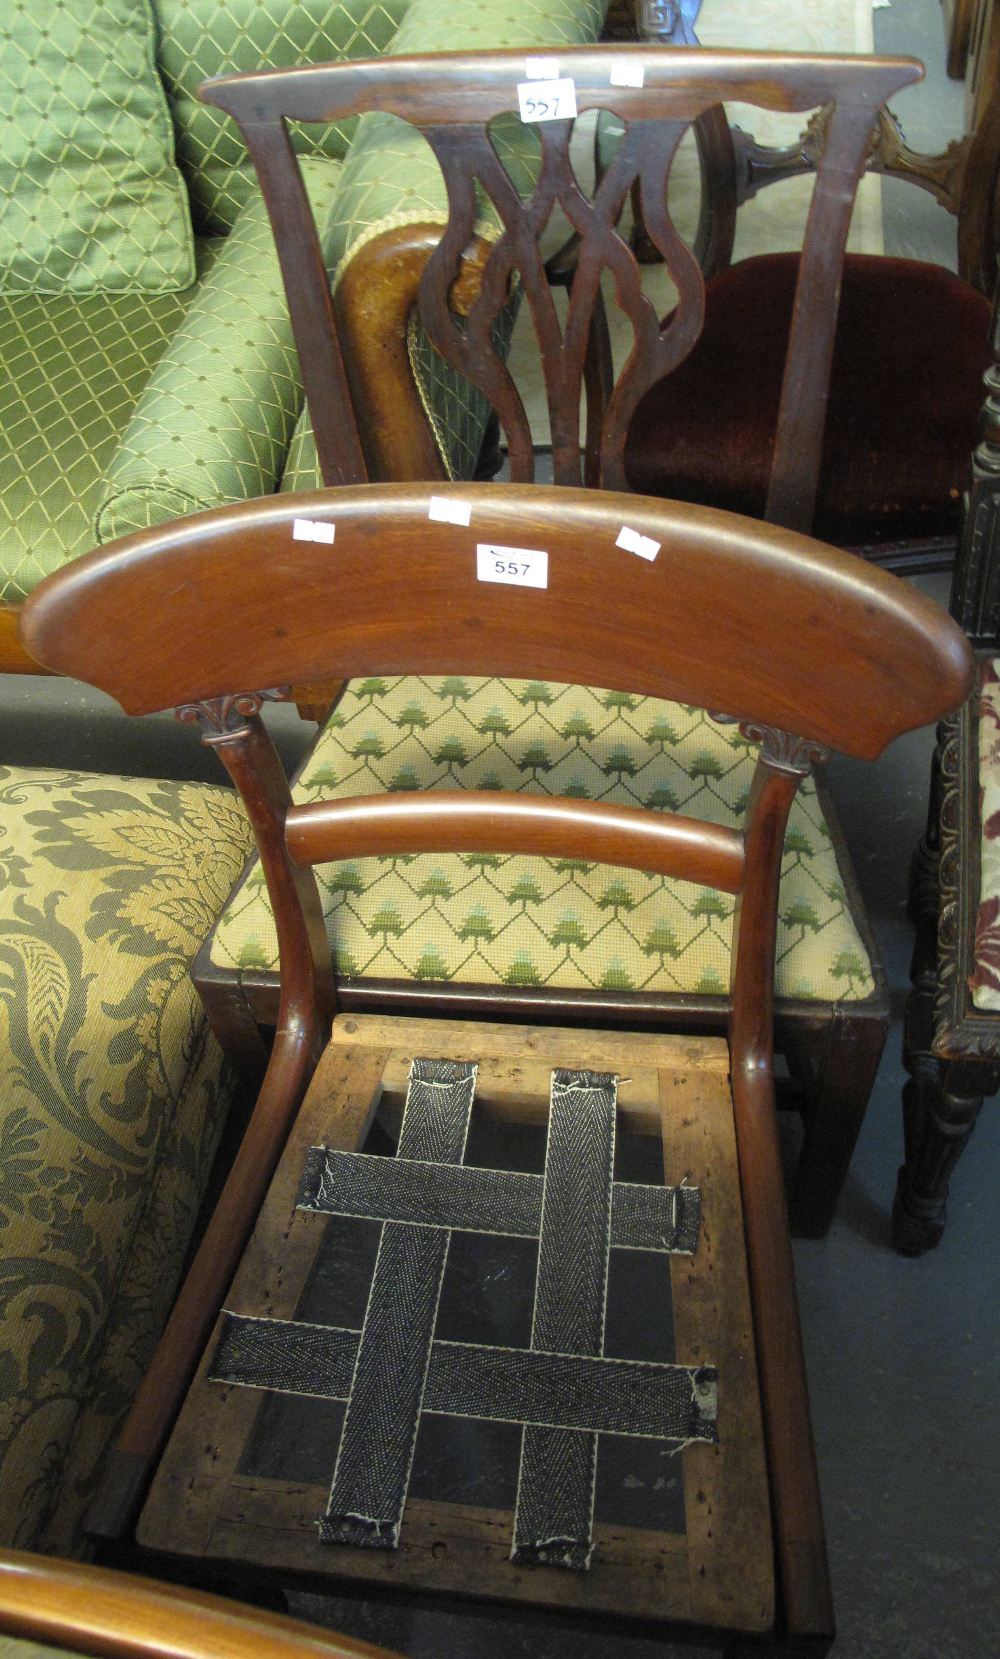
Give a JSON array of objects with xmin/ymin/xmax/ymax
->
[{"xmin": 200, "ymin": 47, "xmax": 920, "ymax": 530}]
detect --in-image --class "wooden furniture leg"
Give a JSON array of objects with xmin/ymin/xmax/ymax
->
[
  {"xmin": 895, "ymin": 1051, "xmax": 996, "ymax": 1254},
  {"xmin": 896, "ymin": 753, "xmax": 1000, "ymax": 1251},
  {"xmin": 790, "ymin": 1006, "xmax": 886, "ymax": 1237}
]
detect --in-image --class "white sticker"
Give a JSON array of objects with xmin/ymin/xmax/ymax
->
[
  {"xmin": 616, "ymin": 525, "xmax": 660, "ymax": 561},
  {"xmin": 292, "ymin": 517, "xmax": 335, "ymax": 544},
  {"xmin": 524, "ymin": 55, "xmax": 560, "ymax": 79},
  {"xmin": 610, "ymin": 60, "xmax": 645, "ymax": 87},
  {"xmin": 428, "ymin": 495, "xmax": 472, "ymax": 527},
  {"xmin": 477, "ymin": 543, "xmax": 548, "ymax": 589},
  {"xmin": 517, "ymin": 77, "xmax": 578, "ymax": 124}
]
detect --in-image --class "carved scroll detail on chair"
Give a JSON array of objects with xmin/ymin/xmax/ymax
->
[
  {"xmin": 730, "ymin": 106, "xmax": 970, "ymax": 216},
  {"xmin": 176, "ymin": 688, "xmax": 291, "ymax": 743}
]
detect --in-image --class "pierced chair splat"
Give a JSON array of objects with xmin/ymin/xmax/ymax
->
[
  {"xmin": 22, "ymin": 483, "xmax": 973, "ymax": 1652},
  {"xmin": 200, "ymin": 46, "xmax": 921, "ymax": 521}
]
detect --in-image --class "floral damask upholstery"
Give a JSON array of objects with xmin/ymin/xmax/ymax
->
[
  {"xmin": 970, "ymin": 660, "xmax": 1000, "ymax": 1009},
  {"xmin": 0, "ymin": 766, "xmax": 253, "ymax": 1554},
  {"xmin": 210, "ymin": 678, "xmax": 875, "ymax": 1001}
]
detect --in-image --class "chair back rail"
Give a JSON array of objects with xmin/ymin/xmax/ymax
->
[
  {"xmin": 200, "ymin": 47, "xmax": 921, "ymax": 528},
  {"xmin": 284, "ymin": 790, "xmax": 746, "ymax": 891},
  {"xmin": 21, "ymin": 485, "xmax": 968, "ymax": 759}
]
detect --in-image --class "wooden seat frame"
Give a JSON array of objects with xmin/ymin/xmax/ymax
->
[{"xmin": 21, "ymin": 483, "xmax": 972, "ymax": 1653}]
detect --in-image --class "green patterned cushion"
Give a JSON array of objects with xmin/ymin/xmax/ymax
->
[
  {"xmin": 0, "ymin": 238, "xmax": 222, "ymax": 604},
  {"xmin": 0, "ymin": 0, "xmax": 195, "ymax": 294},
  {"xmin": 95, "ymin": 158, "xmax": 342, "ymax": 542},
  {"xmin": 153, "ymin": 0, "xmax": 411, "ymax": 235},
  {"xmin": 0, "ymin": 766, "xmax": 254, "ymax": 1553},
  {"xmin": 211, "ymin": 678, "xmax": 876, "ymax": 1002}
]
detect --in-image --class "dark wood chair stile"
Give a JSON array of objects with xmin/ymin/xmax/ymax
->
[{"xmin": 21, "ymin": 483, "xmax": 972, "ymax": 1652}]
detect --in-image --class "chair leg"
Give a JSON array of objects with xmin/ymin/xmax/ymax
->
[
  {"xmin": 894, "ymin": 797, "xmax": 1000, "ymax": 1253},
  {"xmin": 894, "ymin": 1050, "xmax": 995, "ymax": 1254},
  {"xmin": 788, "ymin": 1007, "xmax": 886, "ymax": 1237}
]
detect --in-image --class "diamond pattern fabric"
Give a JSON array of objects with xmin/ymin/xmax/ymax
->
[
  {"xmin": 96, "ymin": 157, "xmax": 342, "ymax": 541},
  {"xmin": 210, "ymin": 678, "xmax": 875, "ymax": 1002},
  {"xmin": 0, "ymin": 239, "xmax": 221, "ymax": 604},
  {"xmin": 0, "ymin": 0, "xmax": 195, "ymax": 294},
  {"xmin": 154, "ymin": 0, "xmax": 411, "ymax": 234},
  {"xmin": 0, "ymin": 0, "xmax": 607, "ymax": 603}
]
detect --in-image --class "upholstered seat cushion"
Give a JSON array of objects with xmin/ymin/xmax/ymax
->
[
  {"xmin": 624, "ymin": 253, "xmax": 992, "ymax": 547},
  {"xmin": 210, "ymin": 677, "xmax": 875, "ymax": 1002},
  {"xmin": 0, "ymin": 766, "xmax": 253, "ymax": 1554}
]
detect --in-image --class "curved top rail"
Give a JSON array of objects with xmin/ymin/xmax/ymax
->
[
  {"xmin": 22, "ymin": 484, "xmax": 972, "ymax": 760},
  {"xmin": 200, "ymin": 45, "xmax": 922, "ymax": 128}
]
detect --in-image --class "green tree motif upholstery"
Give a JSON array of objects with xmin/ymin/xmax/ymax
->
[
  {"xmin": 0, "ymin": 766, "xmax": 253, "ymax": 1554},
  {"xmin": 210, "ymin": 678, "xmax": 874, "ymax": 1002},
  {"xmin": 0, "ymin": 0, "xmax": 604, "ymax": 640}
]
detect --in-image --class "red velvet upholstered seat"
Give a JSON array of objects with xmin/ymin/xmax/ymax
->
[{"xmin": 624, "ymin": 253, "xmax": 992, "ymax": 548}]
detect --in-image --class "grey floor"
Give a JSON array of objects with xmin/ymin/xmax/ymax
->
[{"xmin": 4, "ymin": 2, "xmax": 1000, "ymax": 1654}]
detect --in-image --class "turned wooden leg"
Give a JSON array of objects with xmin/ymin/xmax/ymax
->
[
  {"xmin": 893, "ymin": 1053, "xmax": 993, "ymax": 1254},
  {"xmin": 894, "ymin": 741, "xmax": 999, "ymax": 1252},
  {"xmin": 897, "ymin": 858, "xmax": 997, "ymax": 1255}
]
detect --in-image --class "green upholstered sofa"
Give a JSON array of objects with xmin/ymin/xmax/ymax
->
[{"xmin": 0, "ymin": 0, "xmax": 605, "ymax": 674}]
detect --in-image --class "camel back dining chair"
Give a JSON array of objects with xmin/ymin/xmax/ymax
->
[
  {"xmin": 185, "ymin": 48, "xmax": 927, "ymax": 1239},
  {"xmin": 21, "ymin": 483, "xmax": 972, "ymax": 1654}
]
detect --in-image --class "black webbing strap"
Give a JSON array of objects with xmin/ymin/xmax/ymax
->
[
  {"xmin": 210, "ymin": 1315, "xmax": 718, "ymax": 1440},
  {"xmin": 319, "ymin": 1058, "xmax": 477, "ymax": 1548},
  {"xmin": 298, "ymin": 1147, "xmax": 701, "ymax": 1254},
  {"xmin": 208, "ymin": 1054, "xmax": 716, "ymax": 1571},
  {"xmin": 511, "ymin": 1069, "xmax": 617, "ymax": 1570}
]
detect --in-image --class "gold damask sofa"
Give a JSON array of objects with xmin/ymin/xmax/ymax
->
[{"xmin": 0, "ymin": 766, "xmax": 253, "ymax": 1553}]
